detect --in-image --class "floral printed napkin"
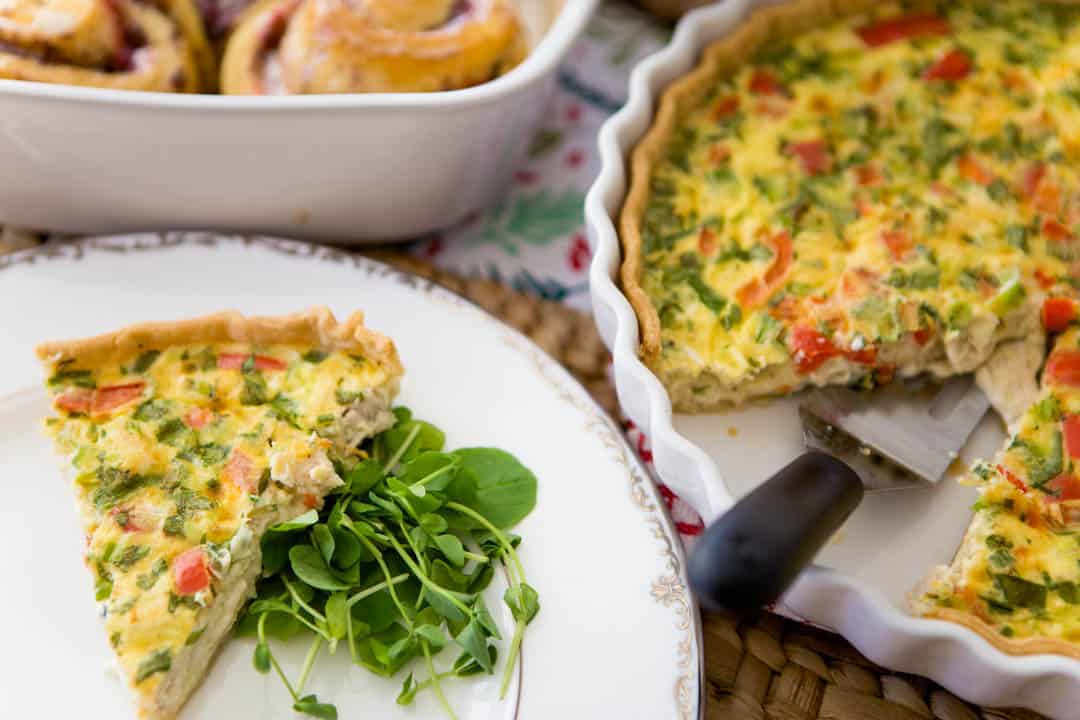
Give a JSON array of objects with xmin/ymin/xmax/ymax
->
[
  {"xmin": 409, "ymin": 2, "xmax": 706, "ymax": 540},
  {"xmin": 410, "ymin": 2, "xmax": 666, "ymax": 311}
]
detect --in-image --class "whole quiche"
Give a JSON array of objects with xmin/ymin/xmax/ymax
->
[
  {"xmin": 620, "ymin": 0, "xmax": 1080, "ymax": 661},
  {"xmin": 621, "ymin": 0, "xmax": 1080, "ymax": 410}
]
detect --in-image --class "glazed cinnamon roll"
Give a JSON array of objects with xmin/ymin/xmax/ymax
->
[
  {"xmin": 221, "ymin": 0, "xmax": 527, "ymax": 95},
  {"xmin": 0, "ymin": 0, "xmax": 215, "ymax": 91},
  {"xmin": 197, "ymin": 0, "xmax": 255, "ymax": 38}
]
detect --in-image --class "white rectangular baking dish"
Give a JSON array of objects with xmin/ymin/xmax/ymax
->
[
  {"xmin": 0, "ymin": 0, "xmax": 597, "ymax": 242},
  {"xmin": 585, "ymin": 1, "xmax": 1080, "ymax": 717}
]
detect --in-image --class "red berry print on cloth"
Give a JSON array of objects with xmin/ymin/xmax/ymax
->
[
  {"xmin": 567, "ymin": 233, "xmax": 591, "ymax": 272},
  {"xmin": 623, "ymin": 420, "xmax": 705, "ymax": 538},
  {"xmin": 635, "ymin": 428, "xmax": 653, "ymax": 463},
  {"xmin": 625, "ymin": 419, "xmax": 653, "ymax": 462},
  {"xmin": 416, "ymin": 4, "xmax": 676, "ymax": 312},
  {"xmin": 420, "ymin": 236, "xmax": 444, "ymax": 258},
  {"xmin": 657, "ymin": 484, "xmax": 705, "ymax": 537},
  {"xmin": 514, "ymin": 169, "xmax": 539, "ymax": 185}
]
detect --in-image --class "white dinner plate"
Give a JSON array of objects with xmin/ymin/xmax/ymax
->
[{"xmin": 0, "ymin": 233, "xmax": 701, "ymax": 719}]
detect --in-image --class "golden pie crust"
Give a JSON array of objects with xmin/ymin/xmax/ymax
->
[{"xmin": 36, "ymin": 306, "xmax": 403, "ymax": 379}]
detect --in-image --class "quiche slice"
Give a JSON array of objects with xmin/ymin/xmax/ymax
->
[
  {"xmin": 621, "ymin": 0, "xmax": 1080, "ymax": 410},
  {"xmin": 915, "ymin": 323, "xmax": 1080, "ymax": 656},
  {"xmin": 37, "ymin": 308, "xmax": 402, "ymax": 719}
]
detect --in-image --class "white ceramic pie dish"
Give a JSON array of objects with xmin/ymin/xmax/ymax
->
[
  {"xmin": 0, "ymin": 0, "xmax": 596, "ymax": 242},
  {"xmin": 585, "ymin": 1, "xmax": 1080, "ymax": 717}
]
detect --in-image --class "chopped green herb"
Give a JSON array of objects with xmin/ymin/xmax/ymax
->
[
  {"xmin": 195, "ymin": 348, "xmax": 217, "ymax": 371},
  {"xmin": 664, "ymin": 254, "xmax": 727, "ymax": 314},
  {"xmin": 168, "ymin": 593, "xmax": 199, "ymax": 614},
  {"xmin": 136, "ymin": 558, "xmax": 169, "ymax": 590},
  {"xmin": 980, "ymin": 594, "xmax": 1014, "ymax": 615},
  {"xmin": 112, "ymin": 545, "xmax": 150, "ymax": 570},
  {"xmin": 163, "ymin": 515, "xmax": 185, "ymax": 537},
  {"xmin": 947, "ymin": 302, "xmax": 974, "ymax": 330},
  {"xmin": 111, "ymin": 597, "xmax": 136, "ymax": 615},
  {"xmin": 720, "ymin": 303, "xmax": 743, "ymax": 330},
  {"xmin": 133, "ymin": 400, "xmax": 170, "ymax": 422},
  {"xmin": 47, "ymin": 369, "xmax": 96, "ymax": 389},
  {"xmin": 989, "ymin": 548, "xmax": 1014, "ymax": 569},
  {"xmin": 747, "ymin": 243, "xmax": 774, "ymax": 262},
  {"xmin": 926, "ymin": 206, "xmax": 949, "ymax": 231},
  {"xmin": 241, "ymin": 373, "xmax": 270, "ymax": 406},
  {"xmin": 710, "ymin": 167, "xmax": 735, "ymax": 183},
  {"xmin": 94, "ymin": 576, "xmax": 113, "ymax": 602},
  {"xmin": 752, "ymin": 175, "xmax": 780, "ymax": 201},
  {"xmin": 987, "ymin": 179, "xmax": 1012, "ymax": 204},
  {"xmin": 755, "ymin": 314, "xmax": 783, "ymax": 345},
  {"xmin": 192, "ymin": 444, "xmax": 229, "ymax": 466},
  {"xmin": 1032, "ymin": 396, "xmax": 1061, "ymax": 423},
  {"xmin": 92, "ymin": 468, "xmax": 159, "ymax": 512},
  {"xmin": 269, "ymin": 395, "xmax": 302, "ymax": 428},
  {"xmin": 1009, "ymin": 432, "xmax": 1062, "ymax": 489},
  {"xmin": 1054, "ymin": 581, "xmax": 1080, "ymax": 604},
  {"xmin": 335, "ymin": 387, "xmax": 363, "ymax": 405},
  {"xmin": 1005, "ymin": 225, "xmax": 1029, "ymax": 253},
  {"xmin": 174, "ymin": 486, "xmax": 215, "ymax": 516},
  {"xmin": 922, "ymin": 117, "xmax": 961, "ymax": 176},
  {"xmin": 156, "ymin": 418, "xmax": 192, "ymax": 447},
  {"xmin": 134, "ymin": 649, "xmax": 172, "ymax": 684},
  {"xmin": 132, "ymin": 350, "xmax": 161, "ymax": 374},
  {"xmin": 886, "ymin": 267, "xmax": 940, "ymax": 290},
  {"xmin": 993, "ymin": 574, "xmax": 1047, "ymax": 611}
]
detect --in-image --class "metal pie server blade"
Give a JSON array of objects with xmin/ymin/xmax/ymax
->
[
  {"xmin": 799, "ymin": 374, "xmax": 991, "ymax": 491},
  {"xmin": 688, "ymin": 374, "xmax": 990, "ymax": 612}
]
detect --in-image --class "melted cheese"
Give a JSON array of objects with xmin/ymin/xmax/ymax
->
[{"xmin": 640, "ymin": 1, "xmax": 1080, "ymax": 402}]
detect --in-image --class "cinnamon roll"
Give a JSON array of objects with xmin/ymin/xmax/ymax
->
[
  {"xmin": 221, "ymin": 0, "xmax": 527, "ymax": 95},
  {"xmin": 0, "ymin": 0, "xmax": 215, "ymax": 91}
]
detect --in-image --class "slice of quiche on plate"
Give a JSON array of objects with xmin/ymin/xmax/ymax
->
[
  {"xmin": 915, "ymin": 325, "xmax": 1080, "ymax": 656},
  {"xmin": 36, "ymin": 307, "xmax": 402, "ymax": 719}
]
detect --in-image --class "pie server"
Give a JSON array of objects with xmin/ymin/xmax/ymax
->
[{"xmin": 687, "ymin": 374, "xmax": 990, "ymax": 612}]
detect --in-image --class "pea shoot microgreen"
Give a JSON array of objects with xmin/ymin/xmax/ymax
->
[{"xmin": 237, "ymin": 407, "xmax": 539, "ymax": 718}]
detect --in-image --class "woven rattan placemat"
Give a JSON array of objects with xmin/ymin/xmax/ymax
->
[{"xmin": 1, "ymin": 235, "xmax": 1049, "ymax": 720}]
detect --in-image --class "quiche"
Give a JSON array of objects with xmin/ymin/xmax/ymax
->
[
  {"xmin": 37, "ymin": 308, "xmax": 402, "ymax": 719},
  {"xmin": 621, "ymin": 0, "xmax": 1080, "ymax": 410},
  {"xmin": 916, "ymin": 321, "xmax": 1080, "ymax": 657}
]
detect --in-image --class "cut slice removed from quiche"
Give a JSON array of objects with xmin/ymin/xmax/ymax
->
[
  {"xmin": 36, "ymin": 307, "xmax": 402, "ymax": 719},
  {"xmin": 914, "ymin": 325, "xmax": 1080, "ymax": 657}
]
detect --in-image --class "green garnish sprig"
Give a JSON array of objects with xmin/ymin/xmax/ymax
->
[{"xmin": 237, "ymin": 407, "xmax": 539, "ymax": 719}]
